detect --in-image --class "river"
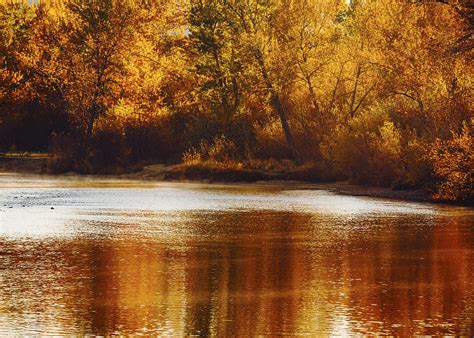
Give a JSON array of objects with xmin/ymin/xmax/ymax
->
[{"xmin": 0, "ymin": 174, "xmax": 473, "ymax": 335}]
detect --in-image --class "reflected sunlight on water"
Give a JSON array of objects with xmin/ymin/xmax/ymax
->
[{"xmin": 1, "ymin": 175, "xmax": 473, "ymax": 335}]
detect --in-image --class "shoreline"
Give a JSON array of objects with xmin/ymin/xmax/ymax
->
[
  {"xmin": 1, "ymin": 154, "xmax": 471, "ymax": 206},
  {"xmin": 0, "ymin": 154, "xmax": 438, "ymax": 205}
]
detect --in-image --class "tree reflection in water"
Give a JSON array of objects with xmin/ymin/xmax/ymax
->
[{"xmin": 1, "ymin": 207, "xmax": 473, "ymax": 335}]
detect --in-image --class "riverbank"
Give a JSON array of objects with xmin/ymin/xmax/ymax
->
[
  {"xmin": 127, "ymin": 163, "xmax": 433, "ymax": 202},
  {"xmin": 0, "ymin": 153, "xmax": 438, "ymax": 203}
]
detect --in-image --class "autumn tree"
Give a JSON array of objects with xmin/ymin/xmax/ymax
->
[
  {"xmin": 216, "ymin": 0, "xmax": 298, "ymax": 154},
  {"xmin": 0, "ymin": 1, "xmax": 69, "ymax": 150},
  {"xmin": 1, "ymin": 0, "xmax": 472, "ymax": 200},
  {"xmin": 189, "ymin": 0, "xmax": 241, "ymax": 119}
]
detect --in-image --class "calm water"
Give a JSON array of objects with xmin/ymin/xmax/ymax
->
[{"xmin": 1, "ymin": 174, "xmax": 473, "ymax": 336}]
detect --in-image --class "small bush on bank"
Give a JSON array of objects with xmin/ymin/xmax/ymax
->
[
  {"xmin": 182, "ymin": 134, "xmax": 240, "ymax": 168},
  {"xmin": 321, "ymin": 108, "xmax": 398, "ymax": 186},
  {"xmin": 394, "ymin": 138, "xmax": 432, "ymax": 189},
  {"xmin": 319, "ymin": 107, "xmax": 437, "ymax": 189},
  {"xmin": 428, "ymin": 122, "xmax": 473, "ymax": 202}
]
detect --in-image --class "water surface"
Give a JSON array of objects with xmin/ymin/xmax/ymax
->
[{"xmin": 1, "ymin": 174, "xmax": 473, "ymax": 335}]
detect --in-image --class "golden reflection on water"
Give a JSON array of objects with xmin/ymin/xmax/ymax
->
[
  {"xmin": 1, "ymin": 212, "xmax": 473, "ymax": 335},
  {"xmin": 0, "ymin": 178, "xmax": 473, "ymax": 335}
]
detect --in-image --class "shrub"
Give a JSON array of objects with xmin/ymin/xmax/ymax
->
[
  {"xmin": 321, "ymin": 108, "xmax": 390, "ymax": 184},
  {"xmin": 182, "ymin": 134, "xmax": 240, "ymax": 167},
  {"xmin": 395, "ymin": 138, "xmax": 431, "ymax": 189},
  {"xmin": 428, "ymin": 122, "xmax": 473, "ymax": 202},
  {"xmin": 182, "ymin": 145, "xmax": 202, "ymax": 165},
  {"xmin": 320, "ymin": 108, "xmax": 425, "ymax": 187},
  {"xmin": 369, "ymin": 121, "xmax": 403, "ymax": 186}
]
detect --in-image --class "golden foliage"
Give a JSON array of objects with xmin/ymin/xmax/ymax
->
[
  {"xmin": 429, "ymin": 122, "xmax": 473, "ymax": 202},
  {"xmin": 0, "ymin": 0, "xmax": 472, "ymax": 200}
]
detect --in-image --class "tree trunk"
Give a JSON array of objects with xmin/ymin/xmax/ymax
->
[
  {"xmin": 304, "ymin": 75, "xmax": 326, "ymax": 130},
  {"xmin": 270, "ymin": 91, "xmax": 294, "ymax": 149},
  {"xmin": 212, "ymin": 48, "xmax": 230, "ymax": 116},
  {"xmin": 349, "ymin": 63, "xmax": 362, "ymax": 118},
  {"xmin": 254, "ymin": 48, "xmax": 295, "ymax": 152}
]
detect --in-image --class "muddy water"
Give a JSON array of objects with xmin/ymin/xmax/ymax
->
[{"xmin": 0, "ymin": 174, "xmax": 473, "ymax": 335}]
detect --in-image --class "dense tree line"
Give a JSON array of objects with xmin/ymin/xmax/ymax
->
[{"xmin": 0, "ymin": 0, "xmax": 472, "ymax": 201}]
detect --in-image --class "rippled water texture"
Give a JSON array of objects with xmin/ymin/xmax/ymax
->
[{"xmin": 1, "ymin": 174, "xmax": 473, "ymax": 335}]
